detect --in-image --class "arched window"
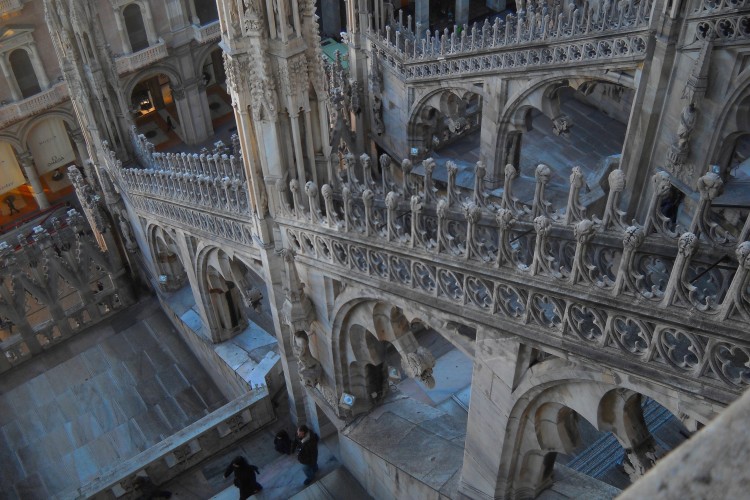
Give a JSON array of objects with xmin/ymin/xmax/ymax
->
[
  {"xmin": 9, "ymin": 49, "xmax": 40, "ymax": 98},
  {"xmin": 194, "ymin": 0, "xmax": 219, "ymax": 24},
  {"xmin": 123, "ymin": 3, "xmax": 149, "ymax": 52}
]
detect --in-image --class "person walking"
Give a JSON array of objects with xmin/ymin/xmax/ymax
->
[
  {"xmin": 293, "ymin": 425, "xmax": 319, "ymax": 485},
  {"xmin": 223, "ymin": 456, "xmax": 263, "ymax": 499}
]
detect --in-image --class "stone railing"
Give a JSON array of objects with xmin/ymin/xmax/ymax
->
[
  {"xmin": 100, "ymin": 132, "xmax": 257, "ymax": 248},
  {"xmin": 0, "ymin": 0, "xmax": 23, "ymax": 15},
  {"xmin": 0, "ymin": 210, "xmax": 132, "ymax": 373},
  {"xmin": 72, "ymin": 387, "xmax": 274, "ymax": 500},
  {"xmin": 274, "ymin": 154, "xmax": 750, "ymax": 402},
  {"xmin": 689, "ymin": 3, "xmax": 750, "ymax": 43},
  {"xmin": 115, "ymin": 39, "xmax": 169, "ymax": 75},
  {"xmin": 193, "ymin": 20, "xmax": 221, "ymax": 44},
  {"xmin": 692, "ymin": 0, "xmax": 750, "ymax": 14},
  {"xmin": 366, "ymin": 0, "xmax": 652, "ymax": 79},
  {"xmin": 0, "ymin": 81, "xmax": 70, "ymax": 128}
]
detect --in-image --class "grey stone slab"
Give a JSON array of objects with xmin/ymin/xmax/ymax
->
[
  {"xmin": 123, "ymin": 350, "xmax": 158, "ymax": 382},
  {"xmin": 36, "ymin": 399, "xmax": 68, "ymax": 430},
  {"xmin": 133, "ymin": 407, "xmax": 171, "ymax": 444},
  {"xmin": 6, "ymin": 383, "xmax": 35, "ymax": 417},
  {"xmin": 105, "ymin": 419, "xmax": 147, "ymax": 459},
  {"xmin": 107, "ymin": 385, "xmax": 146, "ymax": 420},
  {"xmin": 421, "ymin": 413, "xmax": 466, "ymax": 441},
  {"xmin": 100, "ymin": 333, "xmax": 137, "ymax": 363},
  {"xmin": 90, "ymin": 396, "xmax": 129, "ymax": 435},
  {"xmin": 156, "ymin": 396, "xmax": 190, "ymax": 432},
  {"xmin": 145, "ymin": 345, "xmax": 176, "ymax": 369},
  {"xmin": 16, "ymin": 443, "xmax": 51, "ymax": 474},
  {"xmin": 71, "ymin": 381, "xmax": 105, "ymax": 413},
  {"xmin": 48, "ymin": 356, "xmax": 91, "ymax": 394},
  {"xmin": 86, "ymin": 433, "xmax": 120, "ymax": 469},
  {"xmin": 82, "ymin": 345, "xmax": 111, "ymax": 376},
  {"xmin": 0, "ymin": 398, "xmax": 17, "ymax": 427},
  {"xmin": 37, "ymin": 424, "xmax": 74, "ymax": 458},
  {"xmin": 0, "ymin": 450, "xmax": 26, "ymax": 484},
  {"xmin": 345, "ymin": 412, "xmax": 415, "ymax": 452},
  {"xmin": 157, "ymin": 364, "xmax": 190, "ymax": 396},
  {"xmin": 68, "ymin": 444, "xmax": 100, "ymax": 484},
  {"xmin": 65, "ymin": 412, "xmax": 104, "ymax": 448},
  {"xmin": 136, "ymin": 376, "xmax": 169, "ymax": 406},
  {"xmin": 0, "ymin": 419, "xmax": 25, "ymax": 450},
  {"xmin": 109, "ymin": 360, "xmax": 137, "ymax": 389},
  {"xmin": 26, "ymin": 373, "xmax": 56, "ymax": 408},
  {"xmin": 14, "ymin": 472, "xmax": 49, "ymax": 500},
  {"xmin": 91, "ymin": 371, "xmax": 124, "ymax": 401},
  {"xmin": 174, "ymin": 386, "xmax": 209, "ymax": 419},
  {"xmin": 55, "ymin": 390, "xmax": 80, "ymax": 422},
  {"xmin": 18, "ymin": 410, "xmax": 46, "ymax": 445},
  {"xmin": 40, "ymin": 458, "xmax": 79, "ymax": 495}
]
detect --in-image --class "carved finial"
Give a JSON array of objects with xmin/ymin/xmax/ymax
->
[
  {"xmin": 623, "ymin": 225, "xmax": 645, "ymax": 249},
  {"xmin": 677, "ymin": 232, "xmax": 698, "ymax": 257}
]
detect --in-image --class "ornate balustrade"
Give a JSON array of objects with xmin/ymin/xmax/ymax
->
[
  {"xmin": 115, "ymin": 40, "xmax": 169, "ymax": 75},
  {"xmin": 101, "ymin": 132, "xmax": 257, "ymax": 248},
  {"xmin": 274, "ymin": 154, "xmax": 750, "ymax": 401},
  {"xmin": 0, "ymin": 0, "xmax": 23, "ymax": 15},
  {"xmin": 365, "ymin": 0, "xmax": 652, "ymax": 79},
  {"xmin": 689, "ymin": 1, "xmax": 750, "ymax": 43},
  {"xmin": 74, "ymin": 387, "xmax": 274, "ymax": 500},
  {"xmin": 0, "ymin": 210, "xmax": 131, "ymax": 373},
  {"xmin": 0, "ymin": 81, "xmax": 70, "ymax": 128},
  {"xmin": 192, "ymin": 20, "xmax": 221, "ymax": 44}
]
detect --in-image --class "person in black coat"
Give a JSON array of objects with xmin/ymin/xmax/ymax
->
[
  {"xmin": 274, "ymin": 429, "xmax": 292, "ymax": 455},
  {"xmin": 224, "ymin": 456, "xmax": 262, "ymax": 499},
  {"xmin": 293, "ymin": 425, "xmax": 319, "ymax": 485}
]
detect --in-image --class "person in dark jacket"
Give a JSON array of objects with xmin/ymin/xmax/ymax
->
[
  {"xmin": 223, "ymin": 456, "xmax": 262, "ymax": 499},
  {"xmin": 274, "ymin": 429, "xmax": 292, "ymax": 455},
  {"xmin": 293, "ymin": 425, "xmax": 319, "ymax": 485}
]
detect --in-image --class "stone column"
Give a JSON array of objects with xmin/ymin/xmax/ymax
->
[
  {"xmin": 289, "ymin": 111, "xmax": 308, "ymax": 188},
  {"xmin": 113, "ymin": 8, "xmax": 132, "ymax": 53},
  {"xmin": 455, "ymin": 0, "xmax": 469, "ymax": 28},
  {"xmin": 27, "ymin": 44, "xmax": 49, "ymax": 89},
  {"xmin": 458, "ymin": 334, "xmax": 525, "ymax": 499},
  {"xmin": 303, "ymin": 109, "xmax": 318, "ymax": 186},
  {"xmin": 415, "ymin": 0, "xmax": 430, "ymax": 35},
  {"xmin": 187, "ymin": 0, "xmax": 200, "ymax": 25},
  {"xmin": 17, "ymin": 151, "xmax": 50, "ymax": 209},
  {"xmin": 166, "ymin": 0, "xmax": 190, "ymax": 30},
  {"xmin": 142, "ymin": 2, "xmax": 159, "ymax": 45},
  {"xmin": 70, "ymin": 128, "xmax": 90, "ymax": 166},
  {"xmin": 171, "ymin": 82, "xmax": 213, "ymax": 145},
  {"xmin": 0, "ymin": 56, "xmax": 21, "ymax": 101}
]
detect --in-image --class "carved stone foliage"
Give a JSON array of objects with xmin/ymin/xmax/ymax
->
[
  {"xmin": 131, "ymin": 195, "xmax": 258, "ymax": 249},
  {"xmin": 0, "ymin": 210, "xmax": 129, "ymax": 371},
  {"xmin": 284, "ymin": 226, "xmax": 750, "ymax": 394}
]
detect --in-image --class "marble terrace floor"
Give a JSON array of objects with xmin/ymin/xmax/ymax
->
[{"xmin": 0, "ymin": 298, "xmax": 228, "ymax": 499}]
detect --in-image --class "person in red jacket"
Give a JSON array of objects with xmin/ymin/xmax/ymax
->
[{"xmin": 293, "ymin": 425, "xmax": 319, "ymax": 485}]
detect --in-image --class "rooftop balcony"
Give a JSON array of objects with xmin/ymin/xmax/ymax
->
[
  {"xmin": 115, "ymin": 39, "xmax": 169, "ymax": 75},
  {"xmin": 0, "ymin": 81, "xmax": 69, "ymax": 129},
  {"xmin": 192, "ymin": 20, "xmax": 221, "ymax": 44},
  {"xmin": 0, "ymin": 0, "xmax": 24, "ymax": 15}
]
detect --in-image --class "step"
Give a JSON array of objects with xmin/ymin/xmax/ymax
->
[{"xmin": 290, "ymin": 467, "xmax": 372, "ymax": 500}]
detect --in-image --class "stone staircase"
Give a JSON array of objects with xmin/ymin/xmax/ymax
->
[{"xmin": 209, "ymin": 450, "xmax": 370, "ymax": 500}]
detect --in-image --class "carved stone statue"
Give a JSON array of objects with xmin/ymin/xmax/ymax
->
[
  {"xmin": 117, "ymin": 213, "xmax": 138, "ymax": 253},
  {"xmin": 294, "ymin": 331, "xmax": 321, "ymax": 387},
  {"xmin": 401, "ymin": 346, "xmax": 436, "ymax": 388},
  {"xmin": 676, "ymin": 103, "xmax": 697, "ymax": 151}
]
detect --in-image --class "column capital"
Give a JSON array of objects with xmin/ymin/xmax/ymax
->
[{"xmin": 171, "ymin": 85, "xmax": 186, "ymax": 100}]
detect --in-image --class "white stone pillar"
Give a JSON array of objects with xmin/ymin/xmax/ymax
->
[
  {"xmin": 27, "ymin": 44, "xmax": 49, "ymax": 89},
  {"xmin": 70, "ymin": 128, "xmax": 90, "ymax": 165},
  {"xmin": 303, "ymin": 109, "xmax": 318, "ymax": 186},
  {"xmin": 415, "ymin": 0, "xmax": 429, "ymax": 35},
  {"xmin": 455, "ymin": 0, "xmax": 469, "ymax": 29},
  {"xmin": 113, "ymin": 8, "xmax": 132, "ymax": 53},
  {"xmin": 141, "ymin": 2, "xmax": 159, "ymax": 45},
  {"xmin": 289, "ymin": 111, "xmax": 307, "ymax": 187},
  {"xmin": 171, "ymin": 83, "xmax": 213, "ymax": 145},
  {"xmin": 166, "ymin": 0, "xmax": 190, "ymax": 30},
  {"xmin": 187, "ymin": 0, "xmax": 199, "ymax": 25},
  {"xmin": 458, "ymin": 334, "xmax": 523, "ymax": 499},
  {"xmin": 17, "ymin": 151, "xmax": 50, "ymax": 209},
  {"xmin": 0, "ymin": 56, "xmax": 21, "ymax": 101}
]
